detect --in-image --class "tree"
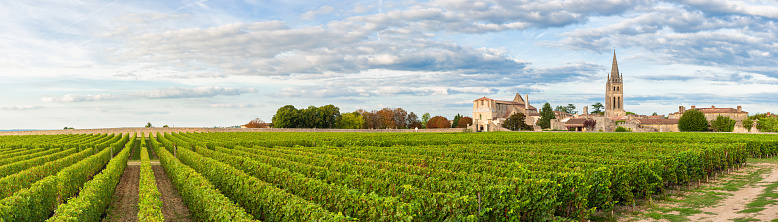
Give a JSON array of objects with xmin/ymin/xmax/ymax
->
[
  {"xmin": 538, "ymin": 103, "xmax": 556, "ymax": 129},
  {"xmin": 457, "ymin": 117, "xmax": 473, "ymax": 128},
  {"xmin": 743, "ymin": 118, "xmax": 754, "ymax": 132},
  {"xmin": 426, "ymin": 116, "xmax": 451, "ymax": 128},
  {"xmin": 626, "ymin": 111, "xmax": 636, "ymax": 115},
  {"xmin": 566, "ymin": 104, "xmax": 577, "ymax": 114},
  {"xmin": 591, "ymin": 102, "xmax": 604, "ymax": 113},
  {"xmin": 421, "ymin": 113, "xmax": 431, "ymax": 129},
  {"xmin": 555, "ymin": 106, "xmax": 566, "ymax": 112},
  {"xmin": 377, "ymin": 108, "xmax": 395, "ymax": 129},
  {"xmin": 407, "ymin": 112, "xmax": 422, "ymax": 129},
  {"xmin": 502, "ymin": 113, "xmax": 533, "ymax": 131},
  {"xmin": 272, "ymin": 105, "xmax": 299, "ymax": 128},
  {"xmin": 337, "ymin": 112, "xmax": 365, "ymax": 129},
  {"xmin": 678, "ymin": 109, "xmax": 709, "ymax": 131},
  {"xmin": 451, "ymin": 114, "xmax": 463, "ymax": 128},
  {"xmin": 392, "ymin": 108, "xmax": 408, "ymax": 129},
  {"xmin": 145, "ymin": 122, "xmax": 152, "ymax": 128},
  {"xmin": 711, "ymin": 115, "xmax": 735, "ymax": 132},
  {"xmin": 652, "ymin": 112, "xmax": 658, "ymax": 116},
  {"xmin": 163, "ymin": 125, "xmax": 169, "ymax": 128},
  {"xmin": 243, "ymin": 118, "xmax": 266, "ymax": 128},
  {"xmin": 756, "ymin": 117, "xmax": 778, "ymax": 132},
  {"xmin": 318, "ymin": 104, "xmax": 341, "ymax": 128},
  {"xmin": 583, "ymin": 119, "xmax": 597, "ymax": 131}
]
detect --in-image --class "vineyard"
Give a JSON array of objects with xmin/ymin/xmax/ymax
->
[{"xmin": 0, "ymin": 132, "xmax": 776, "ymax": 221}]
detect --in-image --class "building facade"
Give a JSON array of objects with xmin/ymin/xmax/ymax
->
[
  {"xmin": 668, "ymin": 105, "xmax": 748, "ymax": 122},
  {"xmin": 472, "ymin": 93, "xmax": 538, "ymax": 131},
  {"xmin": 605, "ymin": 50, "xmax": 626, "ymax": 118}
]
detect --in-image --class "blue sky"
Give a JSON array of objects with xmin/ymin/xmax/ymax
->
[{"xmin": 2, "ymin": 0, "xmax": 778, "ymax": 129}]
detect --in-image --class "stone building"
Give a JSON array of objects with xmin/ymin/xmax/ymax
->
[
  {"xmin": 668, "ymin": 105, "xmax": 748, "ymax": 122},
  {"xmin": 471, "ymin": 93, "xmax": 538, "ymax": 132},
  {"xmin": 605, "ymin": 50, "xmax": 626, "ymax": 118}
]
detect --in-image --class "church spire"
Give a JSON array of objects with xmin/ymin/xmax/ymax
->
[{"xmin": 610, "ymin": 49, "xmax": 620, "ymax": 80}]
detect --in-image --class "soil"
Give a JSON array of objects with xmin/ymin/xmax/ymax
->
[
  {"xmin": 152, "ymin": 165, "xmax": 193, "ymax": 222},
  {"xmin": 103, "ymin": 165, "xmax": 139, "ymax": 222},
  {"xmin": 687, "ymin": 162, "xmax": 778, "ymax": 221}
]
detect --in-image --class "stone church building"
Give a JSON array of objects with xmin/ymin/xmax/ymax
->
[
  {"xmin": 605, "ymin": 50, "xmax": 626, "ymax": 118},
  {"xmin": 471, "ymin": 94, "xmax": 538, "ymax": 131}
]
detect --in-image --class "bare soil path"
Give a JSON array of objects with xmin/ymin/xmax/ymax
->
[
  {"xmin": 152, "ymin": 165, "xmax": 192, "ymax": 222},
  {"xmin": 619, "ymin": 158, "xmax": 778, "ymax": 222},
  {"xmin": 102, "ymin": 165, "xmax": 139, "ymax": 222},
  {"xmin": 687, "ymin": 162, "xmax": 778, "ymax": 221}
]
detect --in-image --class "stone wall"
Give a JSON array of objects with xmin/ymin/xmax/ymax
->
[{"xmin": 0, "ymin": 127, "xmax": 467, "ymax": 136}]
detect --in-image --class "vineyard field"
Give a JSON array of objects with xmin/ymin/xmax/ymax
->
[{"xmin": 0, "ymin": 132, "xmax": 776, "ymax": 221}]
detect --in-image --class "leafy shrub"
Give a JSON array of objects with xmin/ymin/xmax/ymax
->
[
  {"xmin": 614, "ymin": 126, "xmax": 631, "ymax": 132},
  {"xmin": 710, "ymin": 115, "xmax": 735, "ymax": 132},
  {"xmin": 678, "ymin": 109, "xmax": 709, "ymax": 131},
  {"xmin": 138, "ymin": 137, "xmax": 164, "ymax": 222}
]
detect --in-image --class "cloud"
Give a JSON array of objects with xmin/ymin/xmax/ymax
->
[
  {"xmin": 301, "ymin": 6, "xmax": 335, "ymax": 20},
  {"xmin": 209, "ymin": 103, "xmax": 262, "ymax": 108},
  {"xmin": 0, "ymin": 105, "xmax": 41, "ymax": 110},
  {"xmin": 559, "ymin": 3, "xmax": 778, "ymax": 72},
  {"xmin": 42, "ymin": 86, "xmax": 256, "ymax": 103}
]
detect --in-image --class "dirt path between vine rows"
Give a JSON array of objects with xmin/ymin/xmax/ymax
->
[
  {"xmin": 688, "ymin": 162, "xmax": 778, "ymax": 221},
  {"xmin": 152, "ymin": 165, "xmax": 193, "ymax": 222},
  {"xmin": 103, "ymin": 165, "xmax": 139, "ymax": 222}
]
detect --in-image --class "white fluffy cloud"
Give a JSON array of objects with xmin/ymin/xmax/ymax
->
[{"xmin": 42, "ymin": 86, "xmax": 256, "ymax": 103}]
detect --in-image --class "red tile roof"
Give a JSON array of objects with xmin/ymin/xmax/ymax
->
[
  {"xmin": 474, "ymin": 97, "xmax": 494, "ymax": 101},
  {"xmin": 638, "ymin": 119, "xmax": 679, "ymax": 125}
]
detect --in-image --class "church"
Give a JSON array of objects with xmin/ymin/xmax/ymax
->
[
  {"xmin": 605, "ymin": 50, "xmax": 626, "ymax": 118},
  {"xmin": 471, "ymin": 94, "xmax": 538, "ymax": 132}
]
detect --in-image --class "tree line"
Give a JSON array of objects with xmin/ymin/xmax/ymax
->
[{"xmin": 268, "ymin": 105, "xmax": 472, "ymax": 129}]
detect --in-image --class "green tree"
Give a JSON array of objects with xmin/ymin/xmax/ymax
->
[
  {"xmin": 318, "ymin": 104, "xmax": 341, "ymax": 128},
  {"xmin": 566, "ymin": 104, "xmax": 577, "ymax": 114},
  {"xmin": 678, "ymin": 109, "xmax": 709, "ymax": 131},
  {"xmin": 421, "ymin": 113, "xmax": 431, "ymax": 129},
  {"xmin": 337, "ymin": 112, "xmax": 364, "ymax": 129},
  {"xmin": 756, "ymin": 117, "xmax": 778, "ymax": 132},
  {"xmin": 591, "ymin": 102, "xmax": 604, "ymax": 113},
  {"xmin": 145, "ymin": 122, "xmax": 152, "ymax": 128},
  {"xmin": 651, "ymin": 112, "xmax": 658, "ymax": 116},
  {"xmin": 451, "ymin": 113, "xmax": 462, "ymax": 128},
  {"xmin": 538, "ymin": 103, "xmax": 555, "ymax": 129},
  {"xmin": 163, "ymin": 125, "xmax": 169, "ymax": 128},
  {"xmin": 502, "ymin": 113, "xmax": 533, "ymax": 131},
  {"xmin": 710, "ymin": 115, "xmax": 735, "ymax": 132},
  {"xmin": 554, "ymin": 106, "xmax": 565, "ymax": 112},
  {"xmin": 743, "ymin": 118, "xmax": 754, "ymax": 132},
  {"xmin": 272, "ymin": 105, "xmax": 299, "ymax": 128}
]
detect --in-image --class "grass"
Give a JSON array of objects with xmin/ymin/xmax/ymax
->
[
  {"xmin": 613, "ymin": 156, "xmax": 778, "ymax": 221},
  {"xmin": 130, "ymin": 138, "xmax": 142, "ymax": 161}
]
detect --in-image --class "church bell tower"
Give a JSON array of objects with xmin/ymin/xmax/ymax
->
[{"xmin": 605, "ymin": 50, "xmax": 626, "ymax": 117}]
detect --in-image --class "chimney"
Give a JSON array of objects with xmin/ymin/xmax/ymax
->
[
  {"xmin": 711, "ymin": 105, "xmax": 715, "ymax": 108},
  {"xmin": 525, "ymin": 94, "xmax": 529, "ymax": 110},
  {"xmin": 737, "ymin": 106, "xmax": 742, "ymax": 112},
  {"xmin": 679, "ymin": 106, "xmax": 685, "ymax": 113},
  {"xmin": 691, "ymin": 105, "xmax": 696, "ymax": 110}
]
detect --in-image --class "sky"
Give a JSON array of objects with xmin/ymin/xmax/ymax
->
[{"xmin": 2, "ymin": 0, "xmax": 778, "ymax": 129}]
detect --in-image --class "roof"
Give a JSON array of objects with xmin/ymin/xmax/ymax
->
[
  {"xmin": 565, "ymin": 118, "xmax": 589, "ymax": 126},
  {"xmin": 671, "ymin": 107, "xmax": 747, "ymax": 115},
  {"xmin": 638, "ymin": 119, "xmax": 679, "ymax": 125},
  {"xmin": 474, "ymin": 97, "xmax": 494, "ymax": 101},
  {"xmin": 697, "ymin": 108, "xmax": 746, "ymax": 114}
]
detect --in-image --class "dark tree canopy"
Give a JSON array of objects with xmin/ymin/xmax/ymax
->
[
  {"xmin": 502, "ymin": 113, "xmax": 533, "ymax": 131},
  {"xmin": 426, "ymin": 116, "xmax": 451, "ymax": 128},
  {"xmin": 538, "ymin": 103, "xmax": 555, "ymax": 129},
  {"xmin": 451, "ymin": 113, "xmax": 462, "ymax": 128},
  {"xmin": 678, "ymin": 109, "xmax": 709, "ymax": 131}
]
